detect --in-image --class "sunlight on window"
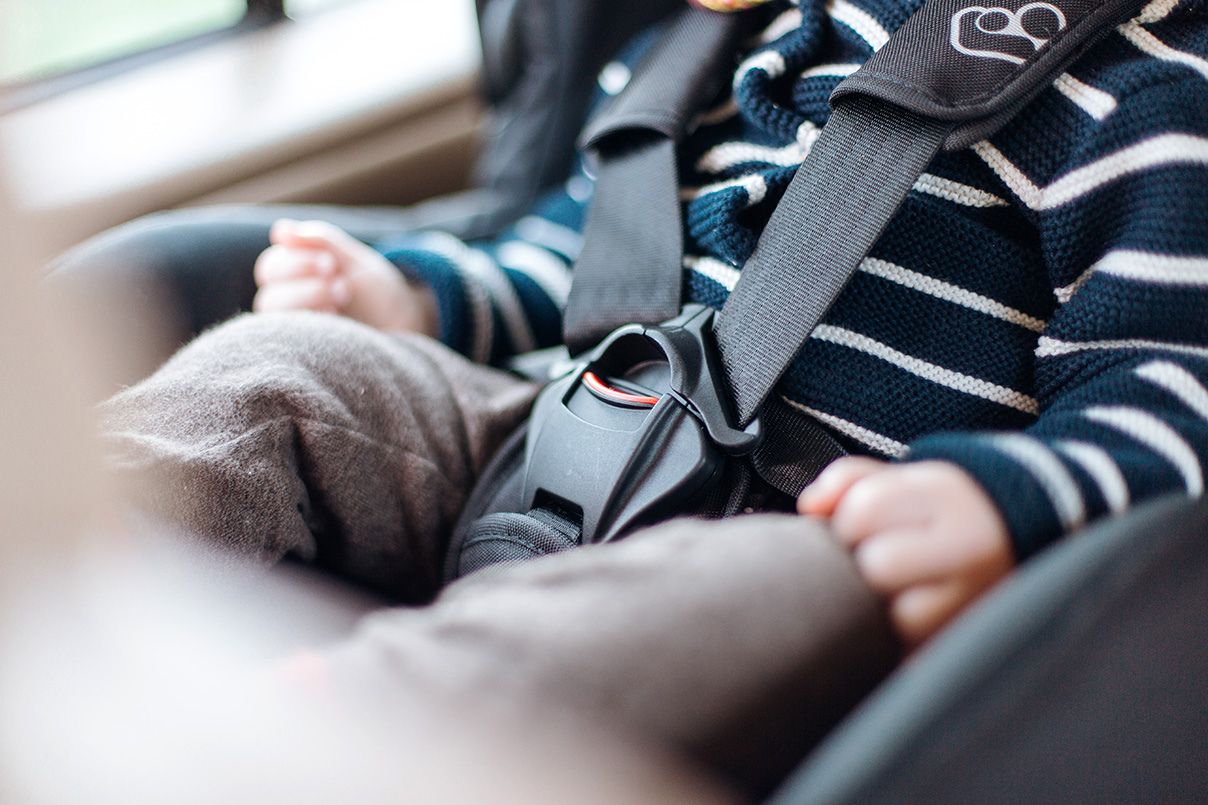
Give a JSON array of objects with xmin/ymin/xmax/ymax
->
[
  {"xmin": 286, "ymin": 0, "xmax": 359, "ymax": 17},
  {"xmin": 0, "ymin": 0, "xmax": 246, "ymax": 83}
]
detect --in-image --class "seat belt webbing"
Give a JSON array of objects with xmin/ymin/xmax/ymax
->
[
  {"xmin": 715, "ymin": 96, "xmax": 952, "ymax": 427},
  {"xmin": 565, "ymin": 137, "xmax": 683, "ymax": 356},
  {"xmin": 564, "ymin": 7, "xmax": 748, "ymax": 355}
]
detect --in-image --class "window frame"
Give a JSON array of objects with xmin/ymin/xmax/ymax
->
[
  {"xmin": 0, "ymin": 0, "xmax": 484, "ymax": 264},
  {"xmin": 0, "ymin": 0, "xmax": 291, "ymax": 114}
]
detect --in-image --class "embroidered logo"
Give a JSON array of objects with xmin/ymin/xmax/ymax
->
[{"xmin": 950, "ymin": 3, "xmax": 1067, "ymax": 64}]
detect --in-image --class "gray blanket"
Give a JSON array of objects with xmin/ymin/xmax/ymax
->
[{"xmin": 99, "ymin": 310, "xmax": 897, "ymax": 793}]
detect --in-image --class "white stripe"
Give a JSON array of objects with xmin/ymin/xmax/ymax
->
[
  {"xmin": 1095, "ymin": 250, "xmax": 1208, "ymax": 285},
  {"xmin": 685, "ymin": 255, "xmax": 740, "ymax": 291},
  {"xmin": 1036, "ymin": 336, "xmax": 1208, "ymax": 361},
  {"xmin": 421, "ymin": 233, "xmax": 535, "ymax": 357},
  {"xmin": 800, "ymin": 63, "xmax": 861, "ymax": 80},
  {"xmin": 972, "ymin": 141, "xmax": 1044, "ymax": 208},
  {"xmin": 1054, "ymin": 263, "xmax": 1097, "ymax": 303},
  {"xmin": 812, "ymin": 325, "xmax": 1040, "ymax": 414},
  {"xmin": 696, "ymin": 121, "xmax": 819, "ymax": 173},
  {"xmin": 860, "ymin": 258, "xmax": 1047, "ymax": 332},
  {"xmin": 457, "ymin": 248, "xmax": 536, "ymax": 355},
  {"xmin": 697, "ymin": 141, "xmax": 806, "ymax": 173},
  {"xmin": 829, "ymin": 0, "xmax": 890, "ymax": 51},
  {"xmin": 416, "ymin": 233, "xmax": 494, "ymax": 362},
  {"xmin": 1055, "ymin": 249, "xmax": 1208, "ymax": 304},
  {"xmin": 1055, "ymin": 440, "xmax": 1131, "ymax": 514},
  {"xmin": 513, "ymin": 216, "xmax": 583, "ymax": 261},
  {"xmin": 1042, "ymin": 134, "xmax": 1208, "ymax": 210},
  {"xmin": 1119, "ymin": 21, "xmax": 1208, "ymax": 82},
  {"xmin": 1136, "ymin": 0, "xmax": 1181, "ymax": 23},
  {"xmin": 680, "ymin": 174, "xmax": 768, "ymax": 205},
  {"xmin": 1084, "ymin": 406, "xmax": 1204, "ymax": 495},
  {"xmin": 782, "ymin": 398, "xmax": 908, "ymax": 457},
  {"xmin": 495, "ymin": 241, "xmax": 573, "ymax": 307},
  {"xmin": 761, "ymin": 8, "xmax": 804, "ymax": 43},
  {"xmin": 1136, "ymin": 360, "xmax": 1208, "ymax": 422},
  {"xmin": 975, "ymin": 135, "xmax": 1208, "ymax": 211},
  {"xmin": 734, "ymin": 50, "xmax": 788, "ymax": 89},
  {"xmin": 912, "ymin": 174, "xmax": 1009, "ymax": 208},
  {"xmin": 1052, "ymin": 73, "xmax": 1118, "ymax": 121},
  {"xmin": 991, "ymin": 435, "xmax": 1087, "ymax": 530},
  {"xmin": 697, "ymin": 145, "xmax": 1007, "ymax": 209}
]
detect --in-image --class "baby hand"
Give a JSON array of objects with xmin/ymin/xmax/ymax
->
[
  {"xmin": 798, "ymin": 458, "xmax": 1015, "ymax": 649},
  {"xmin": 253, "ymin": 219, "xmax": 438, "ymax": 336}
]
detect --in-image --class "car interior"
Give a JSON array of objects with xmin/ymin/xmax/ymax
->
[{"xmin": 1, "ymin": 0, "xmax": 1205, "ymax": 801}]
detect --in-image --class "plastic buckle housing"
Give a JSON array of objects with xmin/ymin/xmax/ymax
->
[{"xmin": 520, "ymin": 304, "xmax": 762, "ymax": 544}]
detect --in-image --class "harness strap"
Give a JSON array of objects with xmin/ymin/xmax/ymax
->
[
  {"xmin": 564, "ymin": 6, "xmax": 751, "ymax": 355},
  {"xmin": 564, "ymin": 137, "xmax": 683, "ymax": 357},
  {"xmin": 715, "ymin": 97, "xmax": 952, "ymax": 427},
  {"xmin": 754, "ymin": 396, "xmax": 852, "ymax": 496}
]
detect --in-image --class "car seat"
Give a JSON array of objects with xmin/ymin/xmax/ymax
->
[
  {"xmin": 44, "ymin": 1, "xmax": 1208, "ymax": 800},
  {"xmin": 776, "ymin": 492, "xmax": 1208, "ymax": 804}
]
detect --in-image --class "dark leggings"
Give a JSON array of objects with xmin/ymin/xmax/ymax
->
[{"xmin": 45, "ymin": 194, "xmax": 510, "ymax": 390}]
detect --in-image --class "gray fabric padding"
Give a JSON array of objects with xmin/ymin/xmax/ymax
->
[{"xmin": 773, "ymin": 493, "xmax": 1208, "ymax": 805}]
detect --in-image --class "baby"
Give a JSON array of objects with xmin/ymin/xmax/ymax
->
[
  {"xmin": 101, "ymin": 0, "xmax": 1208, "ymax": 660},
  {"xmin": 252, "ymin": 218, "xmax": 1016, "ymax": 648}
]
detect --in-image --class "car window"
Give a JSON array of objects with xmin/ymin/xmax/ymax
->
[
  {"xmin": 285, "ymin": 0, "xmax": 359, "ymax": 18},
  {"xmin": 1, "ymin": 0, "xmax": 247, "ymax": 83}
]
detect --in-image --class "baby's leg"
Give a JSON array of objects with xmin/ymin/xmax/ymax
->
[{"xmin": 99, "ymin": 311, "xmax": 539, "ymax": 603}]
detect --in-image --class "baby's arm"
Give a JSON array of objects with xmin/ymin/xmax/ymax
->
[
  {"xmin": 799, "ymin": 458, "xmax": 1015, "ymax": 649},
  {"xmin": 253, "ymin": 219, "xmax": 438, "ymax": 336}
]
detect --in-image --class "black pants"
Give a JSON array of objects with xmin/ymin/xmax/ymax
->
[{"xmin": 45, "ymin": 194, "xmax": 509, "ymax": 391}]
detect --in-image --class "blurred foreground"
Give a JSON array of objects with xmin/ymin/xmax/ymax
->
[{"xmin": 0, "ymin": 191, "xmax": 729, "ymax": 804}]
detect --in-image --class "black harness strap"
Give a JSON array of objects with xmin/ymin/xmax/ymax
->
[
  {"xmin": 563, "ymin": 6, "xmax": 750, "ymax": 356},
  {"xmin": 715, "ymin": 97, "xmax": 952, "ymax": 427},
  {"xmin": 564, "ymin": 136, "xmax": 683, "ymax": 357}
]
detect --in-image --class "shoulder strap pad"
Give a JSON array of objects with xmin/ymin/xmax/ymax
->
[{"xmin": 831, "ymin": 0, "xmax": 1148, "ymax": 150}]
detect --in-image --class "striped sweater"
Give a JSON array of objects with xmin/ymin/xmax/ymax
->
[{"xmin": 379, "ymin": 0, "xmax": 1208, "ymax": 560}]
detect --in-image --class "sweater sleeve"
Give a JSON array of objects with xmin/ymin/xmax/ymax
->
[
  {"xmin": 905, "ymin": 25, "xmax": 1208, "ymax": 560},
  {"xmin": 375, "ymin": 178, "xmax": 591, "ymax": 364},
  {"xmin": 372, "ymin": 21, "xmax": 671, "ymax": 365}
]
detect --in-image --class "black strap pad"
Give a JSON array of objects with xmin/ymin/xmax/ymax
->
[
  {"xmin": 832, "ymin": 0, "xmax": 1146, "ymax": 150},
  {"xmin": 578, "ymin": 6, "xmax": 752, "ymax": 151}
]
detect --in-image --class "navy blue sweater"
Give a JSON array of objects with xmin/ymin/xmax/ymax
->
[{"xmin": 380, "ymin": 0, "xmax": 1208, "ymax": 560}]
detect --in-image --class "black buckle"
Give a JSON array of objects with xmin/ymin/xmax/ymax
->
[{"xmin": 520, "ymin": 304, "xmax": 762, "ymax": 544}]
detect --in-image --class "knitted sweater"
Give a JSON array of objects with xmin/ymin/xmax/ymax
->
[{"xmin": 380, "ymin": 0, "xmax": 1208, "ymax": 561}]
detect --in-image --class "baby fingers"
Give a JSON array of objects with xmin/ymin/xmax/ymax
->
[
  {"xmin": 270, "ymin": 219, "xmax": 377, "ymax": 266},
  {"xmin": 853, "ymin": 527, "xmax": 973, "ymax": 595},
  {"xmin": 889, "ymin": 579, "xmax": 974, "ymax": 650},
  {"xmin": 253, "ymin": 276, "xmax": 350, "ymax": 314},
  {"xmin": 797, "ymin": 456, "xmax": 887, "ymax": 519},
  {"xmin": 254, "ymin": 245, "xmax": 339, "ymax": 286}
]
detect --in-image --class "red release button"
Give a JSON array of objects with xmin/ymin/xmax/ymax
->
[{"xmin": 582, "ymin": 371, "xmax": 661, "ymax": 407}]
